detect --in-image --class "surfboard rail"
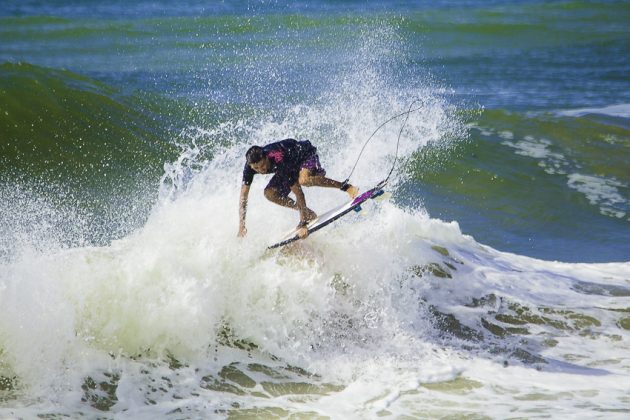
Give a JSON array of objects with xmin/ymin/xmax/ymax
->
[{"xmin": 267, "ymin": 181, "xmax": 386, "ymax": 249}]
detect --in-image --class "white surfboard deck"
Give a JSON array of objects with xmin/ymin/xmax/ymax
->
[{"xmin": 268, "ymin": 182, "xmax": 386, "ymax": 249}]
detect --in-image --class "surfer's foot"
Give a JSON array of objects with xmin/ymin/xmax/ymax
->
[
  {"xmin": 345, "ymin": 185, "xmax": 359, "ymax": 199},
  {"xmin": 295, "ymin": 215, "xmax": 312, "ymax": 239},
  {"xmin": 304, "ymin": 208, "xmax": 317, "ymax": 222},
  {"xmin": 296, "ymin": 227, "xmax": 309, "ymax": 239}
]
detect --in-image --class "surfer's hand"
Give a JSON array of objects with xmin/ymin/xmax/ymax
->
[
  {"xmin": 237, "ymin": 226, "xmax": 247, "ymax": 238},
  {"xmin": 296, "ymin": 227, "xmax": 309, "ymax": 239}
]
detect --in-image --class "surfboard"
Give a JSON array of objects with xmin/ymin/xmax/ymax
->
[{"xmin": 268, "ymin": 181, "xmax": 387, "ymax": 249}]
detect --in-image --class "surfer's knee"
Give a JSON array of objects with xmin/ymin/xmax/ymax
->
[
  {"xmin": 298, "ymin": 170, "xmax": 314, "ymax": 186},
  {"xmin": 264, "ymin": 187, "xmax": 279, "ymax": 202}
]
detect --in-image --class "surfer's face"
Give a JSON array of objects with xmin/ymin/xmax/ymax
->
[{"xmin": 250, "ymin": 156, "xmax": 271, "ymax": 174}]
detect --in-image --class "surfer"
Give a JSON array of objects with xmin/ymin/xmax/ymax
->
[{"xmin": 238, "ymin": 138, "xmax": 358, "ymax": 239}]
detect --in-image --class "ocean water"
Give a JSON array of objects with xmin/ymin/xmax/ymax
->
[{"xmin": 1, "ymin": 1, "xmax": 629, "ymax": 418}]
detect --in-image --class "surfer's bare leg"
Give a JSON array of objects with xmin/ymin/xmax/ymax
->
[
  {"xmin": 298, "ymin": 169, "xmax": 359, "ymax": 199},
  {"xmin": 264, "ymin": 187, "xmax": 317, "ymax": 222}
]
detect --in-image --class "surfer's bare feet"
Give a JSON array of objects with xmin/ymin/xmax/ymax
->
[
  {"xmin": 345, "ymin": 185, "xmax": 359, "ymax": 199},
  {"xmin": 304, "ymin": 208, "xmax": 317, "ymax": 222},
  {"xmin": 295, "ymin": 219, "xmax": 310, "ymax": 239}
]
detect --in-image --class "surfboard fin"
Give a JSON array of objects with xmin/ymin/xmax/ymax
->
[
  {"xmin": 371, "ymin": 189, "xmax": 384, "ymax": 199},
  {"xmin": 374, "ymin": 191, "xmax": 391, "ymax": 201}
]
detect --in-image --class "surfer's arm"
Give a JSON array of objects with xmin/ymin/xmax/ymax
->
[
  {"xmin": 238, "ymin": 184, "xmax": 250, "ymax": 237},
  {"xmin": 290, "ymin": 182, "xmax": 310, "ymax": 238}
]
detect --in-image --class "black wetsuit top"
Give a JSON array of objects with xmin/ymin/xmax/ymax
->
[{"xmin": 242, "ymin": 139, "xmax": 317, "ymax": 187}]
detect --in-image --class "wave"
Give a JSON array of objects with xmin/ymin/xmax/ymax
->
[
  {"xmin": 0, "ymin": 49, "xmax": 473, "ymax": 416},
  {"xmin": 1, "ymin": 184, "xmax": 628, "ymax": 417},
  {"xmin": 0, "ymin": 62, "xmax": 179, "ymax": 254},
  {"xmin": 556, "ymin": 103, "xmax": 630, "ymax": 119},
  {"xmin": 0, "ymin": 62, "xmax": 174, "ymax": 182},
  {"xmin": 1, "ymin": 10, "xmax": 629, "ymax": 416},
  {"xmin": 413, "ymin": 107, "xmax": 630, "ymax": 262},
  {"xmin": 2, "ymin": 84, "xmax": 629, "ymax": 418}
]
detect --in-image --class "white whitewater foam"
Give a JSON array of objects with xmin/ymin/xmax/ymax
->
[
  {"xmin": 568, "ymin": 173, "xmax": 628, "ymax": 219},
  {"xmin": 502, "ymin": 137, "xmax": 562, "ymax": 160},
  {"xmin": 1, "ymin": 189, "xmax": 629, "ymax": 418}
]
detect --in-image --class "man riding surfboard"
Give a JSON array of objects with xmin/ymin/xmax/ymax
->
[{"xmin": 238, "ymin": 138, "xmax": 358, "ymax": 239}]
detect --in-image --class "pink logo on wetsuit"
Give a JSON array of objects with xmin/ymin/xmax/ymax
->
[{"xmin": 267, "ymin": 150, "xmax": 284, "ymax": 163}]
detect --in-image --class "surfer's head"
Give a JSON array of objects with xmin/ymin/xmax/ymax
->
[{"xmin": 246, "ymin": 145, "xmax": 271, "ymax": 173}]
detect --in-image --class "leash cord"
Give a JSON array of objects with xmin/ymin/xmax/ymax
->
[{"xmin": 343, "ymin": 99, "xmax": 421, "ymax": 187}]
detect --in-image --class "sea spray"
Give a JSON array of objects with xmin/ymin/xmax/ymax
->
[{"xmin": 0, "ymin": 51, "xmax": 467, "ymax": 416}]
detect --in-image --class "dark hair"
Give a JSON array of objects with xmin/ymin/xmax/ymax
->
[{"xmin": 246, "ymin": 146, "xmax": 264, "ymax": 164}]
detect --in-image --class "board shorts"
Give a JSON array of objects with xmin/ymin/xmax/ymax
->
[{"xmin": 267, "ymin": 153, "xmax": 327, "ymax": 197}]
